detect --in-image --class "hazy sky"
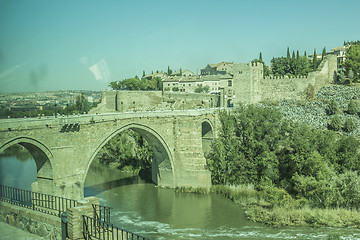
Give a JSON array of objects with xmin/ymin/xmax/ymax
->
[{"xmin": 0, "ymin": 0, "xmax": 359, "ymax": 93}]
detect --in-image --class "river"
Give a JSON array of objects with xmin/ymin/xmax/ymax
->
[{"xmin": 1, "ymin": 155, "xmax": 359, "ymax": 240}]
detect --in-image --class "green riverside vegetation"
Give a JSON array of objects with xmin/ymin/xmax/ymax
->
[{"xmin": 206, "ymin": 105, "xmax": 360, "ymax": 227}]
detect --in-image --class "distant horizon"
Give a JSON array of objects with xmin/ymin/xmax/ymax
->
[{"xmin": 1, "ymin": 0, "xmax": 359, "ymax": 93}]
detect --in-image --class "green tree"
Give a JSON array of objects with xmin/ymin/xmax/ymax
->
[
  {"xmin": 343, "ymin": 118, "xmax": 355, "ymax": 132},
  {"xmin": 259, "ymin": 52, "xmax": 263, "ymax": 61},
  {"xmin": 312, "ymin": 49, "xmax": 318, "ymax": 71},
  {"xmin": 109, "ymin": 81, "xmax": 121, "ymax": 90},
  {"xmin": 336, "ymin": 136, "xmax": 360, "ymax": 172},
  {"xmin": 97, "ymin": 130, "xmax": 152, "ymax": 171},
  {"xmin": 142, "ymin": 70, "xmax": 146, "ymax": 78},
  {"xmin": 172, "ymin": 86, "xmax": 179, "ymax": 91},
  {"xmin": 321, "ymin": 47, "xmax": 326, "ymax": 61},
  {"xmin": 195, "ymin": 85, "xmax": 210, "ymax": 93},
  {"xmin": 287, "ymin": 47, "xmax": 291, "ymax": 59},
  {"xmin": 347, "ymin": 100, "xmax": 358, "ymax": 115},
  {"xmin": 348, "ymin": 69, "xmax": 354, "ymax": 85},
  {"xmin": 167, "ymin": 66, "xmax": 172, "ymax": 76},
  {"xmin": 338, "ymin": 71, "xmax": 346, "ymax": 84},
  {"xmin": 328, "ymin": 115, "xmax": 342, "ymax": 131},
  {"xmin": 75, "ymin": 93, "xmax": 91, "ymax": 114},
  {"xmin": 327, "ymin": 99, "xmax": 339, "ymax": 115},
  {"xmin": 344, "ymin": 42, "xmax": 360, "ymax": 82},
  {"xmin": 120, "ymin": 76, "xmax": 142, "ymax": 90}
]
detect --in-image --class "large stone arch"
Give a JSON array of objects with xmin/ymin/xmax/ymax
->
[
  {"xmin": 84, "ymin": 123, "xmax": 174, "ymax": 191},
  {"xmin": 0, "ymin": 137, "xmax": 54, "ymax": 194}
]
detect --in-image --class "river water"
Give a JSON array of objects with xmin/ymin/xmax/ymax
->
[{"xmin": 1, "ymin": 155, "xmax": 359, "ymax": 240}]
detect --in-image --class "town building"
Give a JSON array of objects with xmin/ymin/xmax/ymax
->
[{"xmin": 327, "ymin": 45, "xmax": 350, "ymax": 70}]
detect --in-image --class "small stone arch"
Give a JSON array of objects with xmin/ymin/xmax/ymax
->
[
  {"xmin": 84, "ymin": 123, "xmax": 174, "ymax": 192},
  {"xmin": 227, "ymin": 99, "xmax": 233, "ymax": 108},
  {"xmin": 0, "ymin": 137, "xmax": 54, "ymax": 193},
  {"xmin": 201, "ymin": 120, "xmax": 214, "ymax": 156}
]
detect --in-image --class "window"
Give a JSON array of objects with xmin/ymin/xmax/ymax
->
[{"xmin": 228, "ymin": 80, "xmax": 232, "ymax": 87}]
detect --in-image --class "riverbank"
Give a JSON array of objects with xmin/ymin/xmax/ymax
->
[{"xmin": 210, "ymin": 185, "xmax": 360, "ymax": 228}]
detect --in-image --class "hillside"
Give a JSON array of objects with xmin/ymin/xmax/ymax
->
[{"xmin": 262, "ymin": 85, "xmax": 360, "ymax": 136}]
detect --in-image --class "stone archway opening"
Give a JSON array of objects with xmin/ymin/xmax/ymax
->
[
  {"xmin": 0, "ymin": 138, "xmax": 54, "ymax": 194},
  {"xmin": 227, "ymin": 99, "xmax": 233, "ymax": 108},
  {"xmin": 202, "ymin": 121, "xmax": 214, "ymax": 156},
  {"xmin": 84, "ymin": 124, "xmax": 173, "ymax": 196}
]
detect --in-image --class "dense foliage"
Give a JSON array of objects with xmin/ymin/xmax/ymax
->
[
  {"xmin": 207, "ymin": 106, "xmax": 360, "ymax": 209},
  {"xmin": 96, "ymin": 130, "xmax": 152, "ymax": 172},
  {"xmin": 271, "ymin": 50, "xmax": 313, "ymax": 77},
  {"xmin": 344, "ymin": 41, "xmax": 360, "ymax": 82},
  {"xmin": 109, "ymin": 76, "xmax": 162, "ymax": 91},
  {"xmin": 194, "ymin": 85, "xmax": 210, "ymax": 93}
]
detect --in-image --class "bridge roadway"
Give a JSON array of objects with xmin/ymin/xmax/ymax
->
[{"xmin": 0, "ymin": 108, "xmax": 219, "ymax": 200}]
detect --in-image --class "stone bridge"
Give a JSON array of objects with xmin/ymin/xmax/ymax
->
[{"xmin": 0, "ymin": 109, "xmax": 218, "ymax": 200}]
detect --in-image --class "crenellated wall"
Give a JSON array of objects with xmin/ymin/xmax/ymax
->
[{"xmin": 230, "ymin": 55, "xmax": 337, "ymax": 105}]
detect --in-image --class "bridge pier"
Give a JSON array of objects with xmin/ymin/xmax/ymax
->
[{"xmin": 31, "ymin": 179, "xmax": 54, "ymax": 196}]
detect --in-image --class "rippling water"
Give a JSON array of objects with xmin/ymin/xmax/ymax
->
[
  {"xmin": 84, "ymin": 165, "xmax": 360, "ymax": 240},
  {"xmin": 0, "ymin": 155, "xmax": 359, "ymax": 240}
]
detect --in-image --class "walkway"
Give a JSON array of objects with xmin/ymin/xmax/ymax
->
[{"xmin": 0, "ymin": 222, "xmax": 44, "ymax": 240}]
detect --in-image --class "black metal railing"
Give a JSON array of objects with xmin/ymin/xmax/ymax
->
[
  {"xmin": 93, "ymin": 203, "xmax": 111, "ymax": 223},
  {"xmin": 83, "ymin": 215, "xmax": 151, "ymax": 240},
  {"xmin": 0, "ymin": 185, "xmax": 77, "ymax": 217}
]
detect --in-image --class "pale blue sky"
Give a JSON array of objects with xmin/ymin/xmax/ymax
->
[{"xmin": 0, "ymin": 0, "xmax": 359, "ymax": 93}]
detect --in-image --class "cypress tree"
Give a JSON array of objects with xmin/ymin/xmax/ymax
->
[
  {"xmin": 313, "ymin": 49, "xmax": 318, "ymax": 70},
  {"xmin": 296, "ymin": 50, "xmax": 300, "ymax": 60},
  {"xmin": 167, "ymin": 66, "xmax": 172, "ymax": 75},
  {"xmin": 322, "ymin": 47, "xmax": 326, "ymax": 60},
  {"xmin": 292, "ymin": 50, "xmax": 296, "ymax": 59},
  {"xmin": 142, "ymin": 70, "xmax": 145, "ymax": 78},
  {"xmin": 287, "ymin": 47, "xmax": 291, "ymax": 59},
  {"xmin": 304, "ymin": 51, "xmax": 307, "ymax": 58},
  {"xmin": 259, "ymin": 52, "xmax": 263, "ymax": 61}
]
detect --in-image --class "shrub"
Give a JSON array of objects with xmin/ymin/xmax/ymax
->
[
  {"xmin": 347, "ymin": 100, "xmax": 358, "ymax": 115},
  {"xmin": 327, "ymin": 99, "xmax": 339, "ymax": 115},
  {"xmin": 328, "ymin": 115, "xmax": 342, "ymax": 131},
  {"xmin": 172, "ymin": 87, "xmax": 179, "ymax": 91},
  {"xmin": 304, "ymin": 84, "xmax": 315, "ymax": 100},
  {"xmin": 343, "ymin": 118, "xmax": 355, "ymax": 132}
]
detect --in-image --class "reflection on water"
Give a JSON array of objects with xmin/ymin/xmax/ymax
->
[
  {"xmin": 0, "ymin": 155, "xmax": 37, "ymax": 190},
  {"xmin": 85, "ymin": 165, "xmax": 360, "ymax": 240}
]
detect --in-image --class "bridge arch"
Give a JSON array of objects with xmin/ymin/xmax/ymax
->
[
  {"xmin": 84, "ymin": 123, "xmax": 174, "ymax": 189},
  {"xmin": 0, "ymin": 137, "xmax": 54, "ymax": 193},
  {"xmin": 201, "ymin": 119, "xmax": 215, "ymax": 156}
]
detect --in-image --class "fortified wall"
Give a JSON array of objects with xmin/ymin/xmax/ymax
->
[
  {"xmin": 231, "ymin": 55, "xmax": 337, "ymax": 105},
  {"xmin": 92, "ymin": 55, "xmax": 337, "ymax": 112},
  {"xmin": 91, "ymin": 91, "xmax": 220, "ymax": 113}
]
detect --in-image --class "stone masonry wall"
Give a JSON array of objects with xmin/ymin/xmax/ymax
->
[
  {"xmin": 0, "ymin": 201, "xmax": 61, "ymax": 240},
  {"xmin": 67, "ymin": 196, "xmax": 99, "ymax": 239},
  {"xmin": 231, "ymin": 55, "xmax": 337, "ymax": 105},
  {"xmin": 91, "ymin": 90, "xmax": 220, "ymax": 113}
]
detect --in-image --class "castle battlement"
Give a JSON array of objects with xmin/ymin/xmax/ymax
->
[{"xmin": 264, "ymin": 75, "xmax": 308, "ymax": 80}]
